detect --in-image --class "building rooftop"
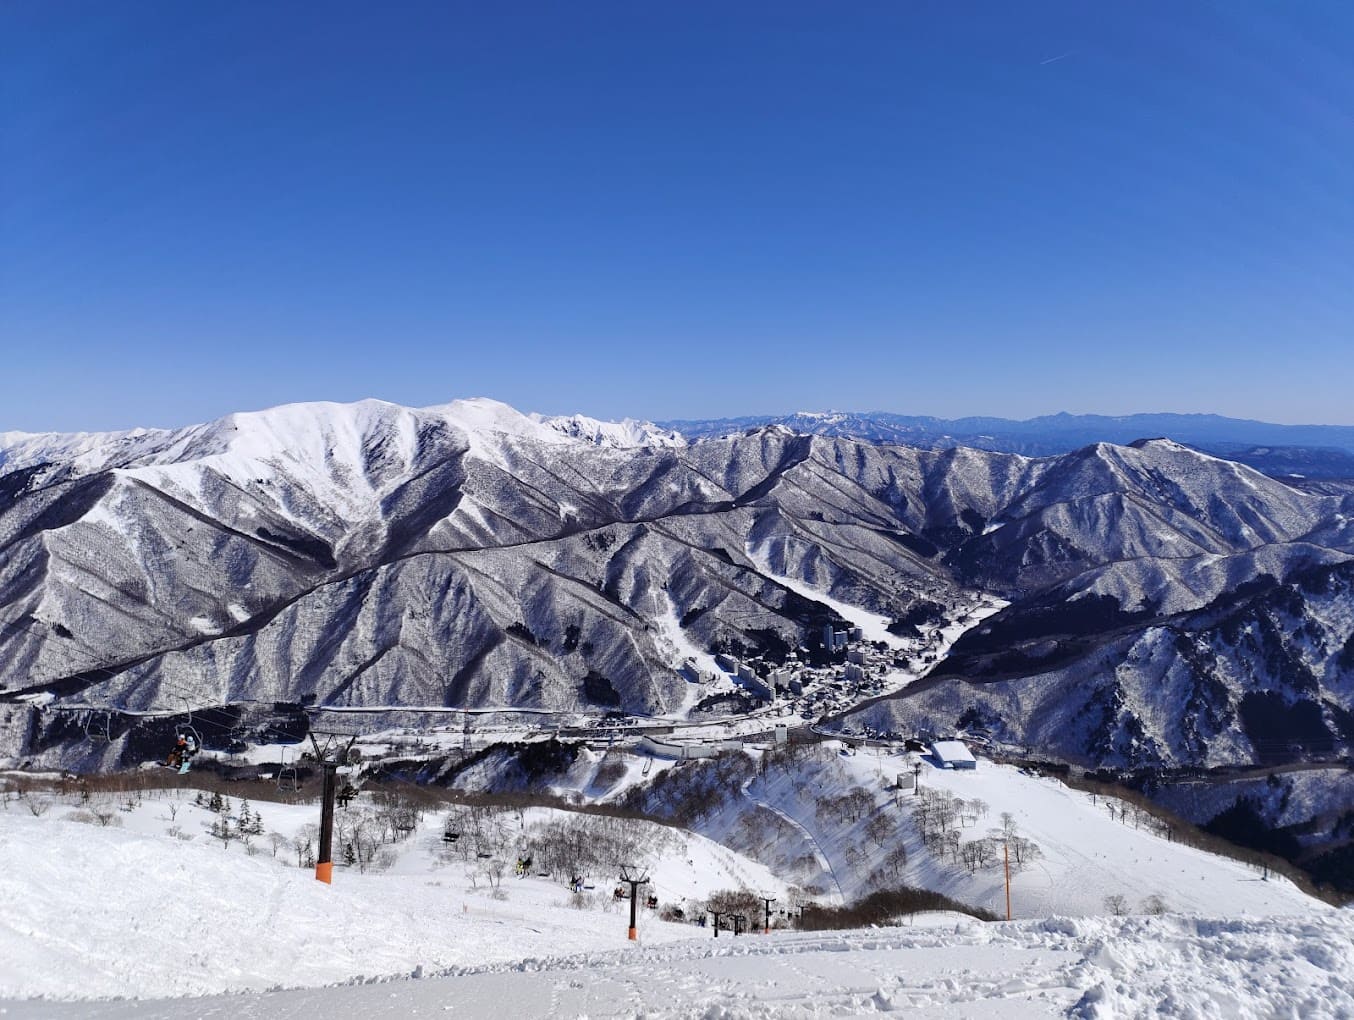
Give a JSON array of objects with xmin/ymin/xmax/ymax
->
[{"xmin": 930, "ymin": 739, "xmax": 976, "ymax": 764}]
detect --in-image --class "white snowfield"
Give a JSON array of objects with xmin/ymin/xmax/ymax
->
[
  {"xmin": 5, "ymin": 913, "xmax": 1353, "ymax": 1019},
  {"xmin": 0, "ymin": 800, "xmax": 782, "ymax": 1002},
  {"xmin": 897, "ymin": 757, "xmax": 1320, "ymax": 920},
  {"xmin": 0, "ymin": 757, "xmax": 1350, "ymax": 1018}
]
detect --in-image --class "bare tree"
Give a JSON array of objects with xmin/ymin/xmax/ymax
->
[
  {"xmin": 293, "ymin": 823, "xmax": 318, "ymax": 868},
  {"xmin": 1103, "ymin": 894, "xmax": 1129, "ymax": 916},
  {"xmin": 1141, "ymin": 894, "xmax": 1168, "ymax": 916},
  {"xmin": 210, "ymin": 815, "xmax": 236, "ymax": 850},
  {"xmin": 960, "ymin": 840, "xmax": 985, "ymax": 873},
  {"xmin": 880, "ymin": 845, "xmax": 908, "ymax": 878},
  {"xmin": 865, "ymin": 812, "xmax": 894, "ymax": 848},
  {"xmin": 1009, "ymin": 835, "xmax": 1042, "ymax": 869},
  {"xmin": 18, "ymin": 791, "xmax": 52, "ymax": 817},
  {"xmin": 943, "ymin": 829, "xmax": 961, "ymax": 865}
]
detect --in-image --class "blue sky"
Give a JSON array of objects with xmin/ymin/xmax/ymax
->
[{"xmin": 3, "ymin": 2, "xmax": 1352, "ymax": 431}]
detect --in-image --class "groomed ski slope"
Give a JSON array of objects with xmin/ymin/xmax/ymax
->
[
  {"xmin": 607, "ymin": 743, "xmax": 1323, "ymax": 918},
  {"xmin": 0, "ymin": 753, "xmax": 1349, "ymax": 1017},
  {"xmin": 7, "ymin": 912, "xmax": 1353, "ymax": 1019},
  {"xmin": 889, "ymin": 755, "xmax": 1319, "ymax": 919},
  {"xmin": 0, "ymin": 797, "xmax": 785, "ymax": 1001}
]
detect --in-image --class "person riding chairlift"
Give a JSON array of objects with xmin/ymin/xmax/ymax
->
[
  {"xmin": 166, "ymin": 733, "xmax": 198, "ymax": 769},
  {"xmin": 166, "ymin": 735, "xmax": 188, "ymax": 769}
]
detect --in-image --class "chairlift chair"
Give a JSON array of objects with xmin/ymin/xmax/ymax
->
[
  {"xmin": 175, "ymin": 722, "xmax": 202, "ymax": 754},
  {"xmin": 277, "ymin": 748, "xmax": 300, "ymax": 793},
  {"xmin": 174, "ymin": 698, "xmax": 203, "ymax": 754},
  {"xmin": 83, "ymin": 709, "xmax": 113, "ymax": 743}
]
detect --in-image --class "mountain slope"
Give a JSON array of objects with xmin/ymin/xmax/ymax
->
[{"xmin": 1, "ymin": 399, "xmax": 1351, "ymax": 799}]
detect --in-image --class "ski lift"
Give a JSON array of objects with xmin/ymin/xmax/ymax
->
[
  {"xmin": 83, "ymin": 709, "xmax": 113, "ymax": 743},
  {"xmin": 174, "ymin": 698, "xmax": 203, "ymax": 754},
  {"xmin": 277, "ymin": 747, "xmax": 299, "ymax": 793}
]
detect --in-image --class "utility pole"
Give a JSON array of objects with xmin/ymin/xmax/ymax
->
[
  {"xmin": 912, "ymin": 760, "xmax": 923, "ymax": 796},
  {"xmin": 1004, "ymin": 840, "xmax": 1012, "ymax": 921},
  {"xmin": 619, "ymin": 864, "xmax": 649, "ymax": 941},
  {"xmin": 309, "ymin": 732, "xmax": 357, "ymax": 884},
  {"xmin": 761, "ymin": 896, "xmax": 776, "ymax": 935}
]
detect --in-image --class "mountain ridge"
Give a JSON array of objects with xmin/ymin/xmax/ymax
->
[
  {"xmin": 1, "ymin": 398, "xmax": 1350, "ymax": 788},
  {"xmin": 659, "ymin": 410, "xmax": 1354, "ymax": 480}
]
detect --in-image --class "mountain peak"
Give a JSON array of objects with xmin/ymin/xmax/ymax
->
[{"xmin": 533, "ymin": 412, "xmax": 687, "ymax": 448}]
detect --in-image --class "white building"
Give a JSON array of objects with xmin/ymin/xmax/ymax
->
[{"xmin": 930, "ymin": 740, "xmax": 977, "ymax": 770}]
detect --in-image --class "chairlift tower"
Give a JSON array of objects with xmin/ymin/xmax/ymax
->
[
  {"xmin": 618, "ymin": 863, "xmax": 649, "ymax": 941},
  {"xmin": 309, "ymin": 730, "xmax": 358, "ymax": 884}
]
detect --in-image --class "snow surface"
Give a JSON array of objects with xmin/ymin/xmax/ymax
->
[
  {"xmin": 0, "ymin": 794, "xmax": 778, "ymax": 1001},
  {"xmin": 640, "ymin": 742, "xmax": 1324, "ymax": 920},
  {"xmin": 532, "ymin": 412, "xmax": 687, "ymax": 448},
  {"xmin": 906, "ymin": 757, "xmax": 1320, "ymax": 920},
  {"xmin": 0, "ymin": 758, "xmax": 1350, "ymax": 1017},
  {"xmin": 5, "ymin": 909, "xmax": 1352, "ymax": 1018}
]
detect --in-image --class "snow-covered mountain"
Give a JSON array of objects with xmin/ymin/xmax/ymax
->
[
  {"xmin": 1, "ymin": 397, "xmax": 1352, "ymax": 866},
  {"xmin": 533, "ymin": 412, "xmax": 687, "ymax": 448},
  {"xmin": 661, "ymin": 410, "xmax": 1354, "ymax": 479}
]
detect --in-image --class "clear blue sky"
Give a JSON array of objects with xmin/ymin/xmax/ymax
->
[{"xmin": 3, "ymin": 1, "xmax": 1352, "ymax": 432}]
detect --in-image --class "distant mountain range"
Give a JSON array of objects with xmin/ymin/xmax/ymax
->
[
  {"xmin": 659, "ymin": 411, "xmax": 1354, "ymax": 481},
  {"xmin": 1, "ymin": 397, "xmax": 1351, "ymax": 886}
]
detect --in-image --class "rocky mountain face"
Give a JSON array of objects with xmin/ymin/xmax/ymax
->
[
  {"xmin": 0, "ymin": 399, "xmax": 1351, "ymax": 788},
  {"xmin": 0, "ymin": 400, "xmax": 961, "ymax": 728}
]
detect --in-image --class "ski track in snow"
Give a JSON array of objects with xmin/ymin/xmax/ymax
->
[
  {"xmin": 737, "ymin": 769, "xmax": 845, "ymax": 905},
  {"xmin": 7, "ymin": 914, "xmax": 1354, "ymax": 1019}
]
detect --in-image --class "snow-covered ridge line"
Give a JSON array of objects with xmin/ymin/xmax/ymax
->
[
  {"xmin": 531, "ymin": 412, "xmax": 687, "ymax": 448},
  {"xmin": 0, "ymin": 397, "xmax": 687, "ymax": 475}
]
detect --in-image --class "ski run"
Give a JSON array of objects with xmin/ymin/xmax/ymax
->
[{"xmin": 1, "ymin": 741, "xmax": 1350, "ymax": 1018}]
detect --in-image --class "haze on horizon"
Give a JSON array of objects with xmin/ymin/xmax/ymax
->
[{"xmin": 3, "ymin": 2, "xmax": 1352, "ymax": 433}]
